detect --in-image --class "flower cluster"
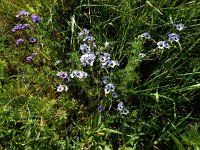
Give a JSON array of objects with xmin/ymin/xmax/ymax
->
[
  {"xmin": 12, "ymin": 10, "xmax": 42, "ymax": 47},
  {"xmin": 12, "ymin": 24, "xmax": 30, "ymax": 32},
  {"xmin": 79, "ymin": 29, "xmax": 119, "ymax": 69},
  {"xmin": 117, "ymin": 102, "xmax": 129, "ymax": 115},
  {"xmin": 80, "ymin": 53, "xmax": 96, "ymax": 66},
  {"xmin": 100, "ymin": 52, "xmax": 119, "ymax": 68},
  {"xmin": 16, "ymin": 10, "xmax": 41, "ymax": 24},
  {"xmin": 70, "ymin": 70, "xmax": 88, "ymax": 79},
  {"xmin": 16, "ymin": 10, "xmax": 30, "ymax": 18}
]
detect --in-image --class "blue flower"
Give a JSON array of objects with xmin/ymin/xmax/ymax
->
[
  {"xmin": 22, "ymin": 24, "xmax": 30, "ymax": 30},
  {"xmin": 29, "ymin": 37, "xmax": 37, "ymax": 43},
  {"xmin": 16, "ymin": 10, "xmax": 30, "ymax": 18},
  {"xmin": 104, "ymin": 83, "xmax": 115, "ymax": 94},
  {"xmin": 168, "ymin": 33, "xmax": 180, "ymax": 42},
  {"xmin": 79, "ymin": 28, "xmax": 89, "ymax": 37},
  {"xmin": 26, "ymin": 56, "xmax": 33, "ymax": 61},
  {"xmin": 140, "ymin": 32, "xmax": 151, "ymax": 39},
  {"xmin": 112, "ymin": 92, "xmax": 118, "ymax": 99},
  {"xmin": 38, "ymin": 43, "xmax": 44, "ymax": 48},
  {"xmin": 157, "ymin": 41, "xmax": 170, "ymax": 49},
  {"xmin": 30, "ymin": 14, "xmax": 41, "ymax": 23},
  {"xmin": 174, "ymin": 23, "xmax": 185, "ymax": 31},
  {"xmin": 16, "ymin": 38, "xmax": 24, "ymax": 44},
  {"xmin": 57, "ymin": 71, "xmax": 68, "ymax": 79},
  {"xmin": 97, "ymin": 105, "xmax": 104, "ymax": 112}
]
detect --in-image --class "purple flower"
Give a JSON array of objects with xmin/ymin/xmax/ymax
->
[
  {"xmin": 38, "ymin": 43, "xmax": 44, "ymax": 47},
  {"xmin": 26, "ymin": 56, "xmax": 33, "ymax": 61},
  {"xmin": 16, "ymin": 10, "xmax": 30, "ymax": 18},
  {"xmin": 30, "ymin": 15, "xmax": 41, "ymax": 24},
  {"xmin": 97, "ymin": 105, "xmax": 104, "ymax": 112},
  {"xmin": 79, "ymin": 28, "xmax": 89, "ymax": 37},
  {"xmin": 12, "ymin": 24, "xmax": 23, "ymax": 32},
  {"xmin": 16, "ymin": 38, "xmax": 24, "ymax": 44},
  {"xmin": 22, "ymin": 24, "xmax": 30, "ymax": 29},
  {"xmin": 57, "ymin": 71, "xmax": 68, "ymax": 79},
  {"xmin": 168, "ymin": 33, "xmax": 180, "ymax": 42},
  {"xmin": 140, "ymin": 32, "xmax": 151, "ymax": 39},
  {"xmin": 29, "ymin": 37, "xmax": 37, "ymax": 43}
]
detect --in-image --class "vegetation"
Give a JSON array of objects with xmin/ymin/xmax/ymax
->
[{"xmin": 0, "ymin": 0, "xmax": 200, "ymax": 149}]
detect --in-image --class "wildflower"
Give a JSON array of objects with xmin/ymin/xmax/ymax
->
[
  {"xmin": 119, "ymin": 107, "xmax": 129, "ymax": 115},
  {"xmin": 157, "ymin": 41, "xmax": 170, "ymax": 49},
  {"xmin": 100, "ymin": 52, "xmax": 110, "ymax": 63},
  {"xmin": 57, "ymin": 71, "xmax": 68, "ymax": 79},
  {"xmin": 30, "ymin": 14, "xmax": 41, "ymax": 24},
  {"xmin": 26, "ymin": 56, "xmax": 33, "ymax": 61},
  {"xmin": 22, "ymin": 24, "xmax": 30, "ymax": 29},
  {"xmin": 83, "ymin": 36, "xmax": 95, "ymax": 43},
  {"xmin": 104, "ymin": 42, "xmax": 109, "ymax": 48},
  {"xmin": 54, "ymin": 60, "xmax": 62, "ymax": 65},
  {"xmin": 104, "ymin": 83, "xmax": 115, "ymax": 94},
  {"xmin": 107, "ymin": 60, "xmax": 119, "ymax": 68},
  {"xmin": 97, "ymin": 105, "xmax": 104, "ymax": 112},
  {"xmin": 16, "ymin": 38, "xmax": 24, "ymax": 44},
  {"xmin": 139, "ymin": 53, "xmax": 146, "ymax": 58},
  {"xmin": 79, "ymin": 28, "xmax": 89, "ymax": 37},
  {"xmin": 112, "ymin": 92, "xmax": 118, "ymax": 99},
  {"xmin": 70, "ymin": 70, "xmax": 88, "ymax": 79},
  {"xmin": 117, "ymin": 102, "xmax": 129, "ymax": 115},
  {"xmin": 102, "ymin": 76, "xmax": 109, "ymax": 84},
  {"xmin": 140, "ymin": 32, "xmax": 151, "ymax": 39},
  {"xmin": 80, "ymin": 53, "xmax": 96, "ymax": 66},
  {"xmin": 16, "ymin": 10, "xmax": 30, "ymax": 18},
  {"xmin": 80, "ymin": 44, "xmax": 90, "ymax": 54},
  {"xmin": 117, "ymin": 102, "xmax": 124, "ymax": 111},
  {"xmin": 29, "ymin": 37, "xmax": 37, "ymax": 43},
  {"xmin": 57, "ymin": 85, "xmax": 68, "ymax": 92},
  {"xmin": 174, "ymin": 23, "xmax": 185, "ymax": 31},
  {"xmin": 168, "ymin": 33, "xmax": 180, "ymax": 42},
  {"xmin": 12, "ymin": 24, "xmax": 23, "ymax": 32},
  {"xmin": 38, "ymin": 43, "xmax": 44, "ymax": 47},
  {"xmin": 31, "ymin": 53, "xmax": 37, "ymax": 57}
]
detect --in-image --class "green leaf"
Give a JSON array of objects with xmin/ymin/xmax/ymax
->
[{"xmin": 169, "ymin": 133, "xmax": 185, "ymax": 150}]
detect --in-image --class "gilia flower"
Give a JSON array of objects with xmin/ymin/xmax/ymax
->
[
  {"xmin": 107, "ymin": 60, "xmax": 119, "ymax": 68},
  {"xmin": 168, "ymin": 33, "xmax": 180, "ymax": 42},
  {"xmin": 16, "ymin": 38, "xmax": 24, "ymax": 44},
  {"xmin": 57, "ymin": 71, "xmax": 68, "ymax": 79},
  {"xmin": 97, "ymin": 105, "xmax": 104, "ymax": 112},
  {"xmin": 140, "ymin": 32, "xmax": 151, "ymax": 39},
  {"xmin": 104, "ymin": 83, "xmax": 115, "ymax": 94},
  {"xmin": 57, "ymin": 85, "xmax": 68, "ymax": 92},
  {"xmin": 30, "ymin": 14, "xmax": 41, "ymax": 23},
  {"xmin": 157, "ymin": 41, "xmax": 170, "ymax": 49},
  {"xmin": 174, "ymin": 23, "xmax": 185, "ymax": 31}
]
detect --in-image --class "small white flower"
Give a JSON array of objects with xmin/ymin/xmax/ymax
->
[
  {"xmin": 140, "ymin": 32, "xmax": 151, "ymax": 39},
  {"xmin": 168, "ymin": 33, "xmax": 180, "ymax": 42},
  {"xmin": 104, "ymin": 42, "xmax": 109, "ymax": 48},
  {"xmin": 54, "ymin": 60, "xmax": 62, "ymax": 65},
  {"xmin": 174, "ymin": 23, "xmax": 185, "ymax": 31},
  {"xmin": 57, "ymin": 85, "xmax": 65, "ymax": 92},
  {"xmin": 139, "ymin": 53, "xmax": 146, "ymax": 58},
  {"xmin": 107, "ymin": 60, "xmax": 119, "ymax": 68},
  {"xmin": 104, "ymin": 83, "xmax": 115, "ymax": 94},
  {"xmin": 117, "ymin": 102, "xmax": 124, "ymax": 111},
  {"xmin": 119, "ymin": 107, "xmax": 129, "ymax": 115}
]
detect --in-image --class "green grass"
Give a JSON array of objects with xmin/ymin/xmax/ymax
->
[{"xmin": 0, "ymin": 0, "xmax": 200, "ymax": 149}]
